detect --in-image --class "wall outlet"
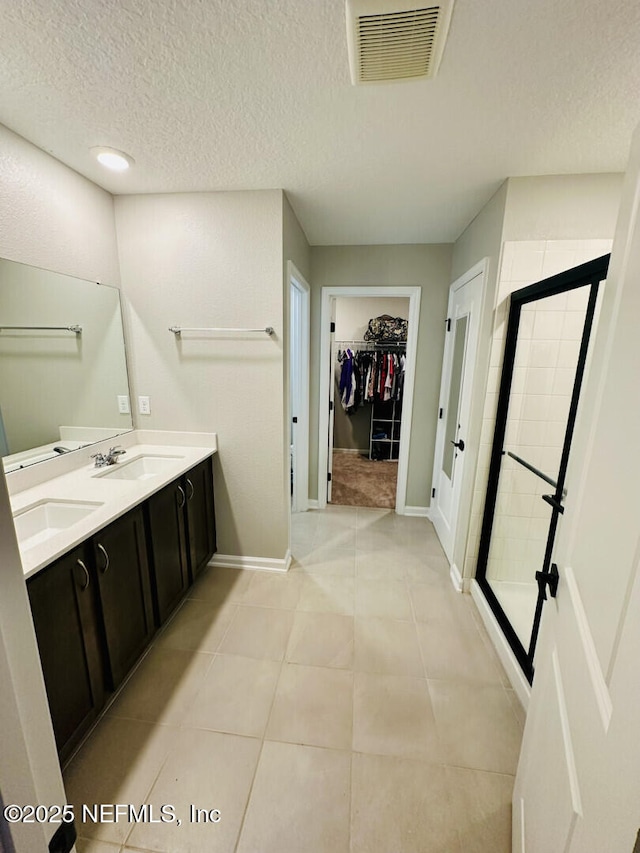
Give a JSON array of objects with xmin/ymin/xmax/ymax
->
[
  {"xmin": 138, "ymin": 396, "xmax": 151, "ymax": 415},
  {"xmin": 117, "ymin": 395, "xmax": 130, "ymax": 414}
]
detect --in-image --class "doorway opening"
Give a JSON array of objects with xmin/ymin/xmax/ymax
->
[
  {"xmin": 318, "ymin": 286, "xmax": 421, "ymax": 513},
  {"xmin": 475, "ymin": 255, "xmax": 610, "ymax": 683},
  {"xmin": 330, "ymin": 296, "xmax": 409, "ymax": 509},
  {"xmin": 289, "ymin": 262, "xmax": 310, "ymax": 516}
]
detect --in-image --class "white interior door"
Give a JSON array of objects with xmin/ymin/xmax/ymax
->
[
  {"xmin": 289, "ymin": 264, "xmax": 310, "ymax": 514},
  {"xmin": 513, "ymin": 125, "xmax": 640, "ymax": 852},
  {"xmin": 327, "ymin": 301, "xmax": 336, "ymax": 502},
  {"xmin": 431, "ymin": 265, "xmax": 484, "ymax": 562}
]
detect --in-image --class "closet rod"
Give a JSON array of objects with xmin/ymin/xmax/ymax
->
[
  {"xmin": 334, "ymin": 339, "xmax": 407, "ymax": 346},
  {"xmin": 0, "ymin": 324, "xmax": 82, "ymax": 334},
  {"xmin": 169, "ymin": 326, "xmax": 274, "ymax": 336}
]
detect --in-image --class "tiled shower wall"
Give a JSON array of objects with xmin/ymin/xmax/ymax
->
[{"xmin": 464, "ymin": 239, "xmax": 612, "ymax": 583}]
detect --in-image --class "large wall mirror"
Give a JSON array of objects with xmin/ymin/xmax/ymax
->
[{"xmin": 0, "ymin": 258, "xmax": 133, "ymax": 472}]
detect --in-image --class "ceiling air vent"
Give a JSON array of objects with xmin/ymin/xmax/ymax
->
[{"xmin": 346, "ymin": 0, "xmax": 454, "ymax": 84}]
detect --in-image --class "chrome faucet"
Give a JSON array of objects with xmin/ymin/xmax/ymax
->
[{"xmin": 91, "ymin": 445, "xmax": 126, "ymax": 467}]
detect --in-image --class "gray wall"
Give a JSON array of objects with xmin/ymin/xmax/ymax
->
[
  {"xmin": 309, "ymin": 244, "xmax": 453, "ymax": 509},
  {"xmin": 115, "ymin": 190, "xmax": 288, "ymax": 561}
]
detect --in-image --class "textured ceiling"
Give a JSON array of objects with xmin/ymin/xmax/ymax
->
[{"xmin": 1, "ymin": 0, "xmax": 639, "ymax": 245}]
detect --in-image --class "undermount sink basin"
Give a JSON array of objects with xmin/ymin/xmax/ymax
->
[
  {"xmin": 94, "ymin": 454, "xmax": 183, "ymax": 481},
  {"xmin": 13, "ymin": 500, "xmax": 104, "ymax": 550}
]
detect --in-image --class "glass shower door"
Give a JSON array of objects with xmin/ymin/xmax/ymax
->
[{"xmin": 476, "ymin": 255, "xmax": 609, "ymax": 682}]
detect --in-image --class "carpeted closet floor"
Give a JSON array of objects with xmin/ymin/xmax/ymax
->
[{"xmin": 330, "ymin": 451, "xmax": 398, "ymax": 509}]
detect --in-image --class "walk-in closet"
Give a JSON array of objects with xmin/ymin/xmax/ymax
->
[{"xmin": 330, "ymin": 296, "xmax": 409, "ymax": 509}]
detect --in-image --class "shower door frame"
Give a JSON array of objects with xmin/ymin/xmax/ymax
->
[{"xmin": 475, "ymin": 254, "xmax": 610, "ymax": 684}]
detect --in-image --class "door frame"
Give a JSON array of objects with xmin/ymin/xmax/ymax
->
[
  {"xmin": 431, "ymin": 259, "xmax": 487, "ymax": 568},
  {"xmin": 317, "ymin": 285, "xmax": 421, "ymax": 513},
  {"xmin": 288, "ymin": 262, "xmax": 310, "ymax": 514}
]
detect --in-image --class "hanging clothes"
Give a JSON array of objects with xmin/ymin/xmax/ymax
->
[{"xmin": 336, "ymin": 345, "xmax": 406, "ymax": 410}]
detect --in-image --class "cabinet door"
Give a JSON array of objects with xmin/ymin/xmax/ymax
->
[
  {"xmin": 184, "ymin": 457, "xmax": 216, "ymax": 579},
  {"xmin": 146, "ymin": 479, "xmax": 190, "ymax": 625},
  {"xmin": 27, "ymin": 544, "xmax": 104, "ymax": 762},
  {"xmin": 93, "ymin": 508, "xmax": 154, "ymax": 689}
]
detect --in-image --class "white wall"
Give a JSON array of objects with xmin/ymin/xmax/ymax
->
[
  {"xmin": 503, "ymin": 174, "xmax": 624, "ymax": 242},
  {"xmin": 115, "ymin": 190, "xmax": 288, "ymax": 561},
  {"xmin": 309, "ymin": 244, "xmax": 452, "ymax": 509},
  {"xmin": 0, "ymin": 123, "xmax": 120, "ymax": 851}
]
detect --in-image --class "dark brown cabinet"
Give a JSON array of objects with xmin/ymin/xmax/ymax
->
[
  {"xmin": 145, "ymin": 480, "xmax": 190, "ymax": 625},
  {"xmin": 184, "ymin": 457, "xmax": 216, "ymax": 579},
  {"xmin": 145, "ymin": 457, "xmax": 217, "ymax": 626},
  {"xmin": 27, "ymin": 543, "xmax": 105, "ymax": 763},
  {"xmin": 27, "ymin": 456, "xmax": 215, "ymax": 760},
  {"xmin": 92, "ymin": 508, "xmax": 154, "ymax": 689}
]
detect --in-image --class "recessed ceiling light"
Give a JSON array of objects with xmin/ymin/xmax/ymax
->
[{"xmin": 91, "ymin": 146, "xmax": 134, "ymax": 172}]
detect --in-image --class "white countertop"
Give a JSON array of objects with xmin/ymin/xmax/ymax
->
[{"xmin": 8, "ymin": 430, "xmax": 217, "ymax": 580}]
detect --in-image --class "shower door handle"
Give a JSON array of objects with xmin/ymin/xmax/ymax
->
[
  {"xmin": 450, "ymin": 439, "xmax": 465, "ymax": 451},
  {"xmin": 535, "ymin": 563, "xmax": 559, "ymax": 601}
]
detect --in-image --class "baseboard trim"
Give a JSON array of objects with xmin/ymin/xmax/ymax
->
[
  {"xmin": 333, "ymin": 448, "xmax": 369, "ymax": 455},
  {"xmin": 449, "ymin": 562, "xmax": 463, "ymax": 592},
  {"xmin": 470, "ymin": 579, "xmax": 531, "ymax": 710},
  {"xmin": 209, "ymin": 550, "xmax": 292, "ymax": 573},
  {"xmin": 307, "ymin": 499, "xmax": 320, "ymax": 510},
  {"xmin": 403, "ymin": 505, "xmax": 430, "ymax": 518}
]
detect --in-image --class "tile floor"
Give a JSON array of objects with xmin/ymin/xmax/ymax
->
[{"xmin": 66, "ymin": 506, "xmax": 524, "ymax": 853}]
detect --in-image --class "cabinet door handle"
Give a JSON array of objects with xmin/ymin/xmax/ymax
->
[
  {"xmin": 186, "ymin": 478, "xmax": 194, "ymax": 501},
  {"xmin": 177, "ymin": 485, "xmax": 186, "ymax": 509},
  {"xmin": 97, "ymin": 543, "xmax": 110, "ymax": 573},
  {"xmin": 76, "ymin": 559, "xmax": 90, "ymax": 591}
]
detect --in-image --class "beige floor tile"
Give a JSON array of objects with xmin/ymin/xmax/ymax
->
[
  {"xmin": 446, "ymin": 766, "xmax": 514, "ymax": 853},
  {"xmin": 155, "ymin": 597, "xmax": 237, "ymax": 652},
  {"xmin": 291, "ymin": 545, "xmax": 356, "ymax": 576},
  {"xmin": 410, "ymin": 581, "xmax": 466, "ymax": 621},
  {"xmin": 236, "ymin": 741, "xmax": 350, "ymax": 853},
  {"xmin": 414, "ymin": 589, "xmax": 506, "ymax": 685},
  {"xmin": 351, "ymin": 753, "xmax": 461, "ymax": 853},
  {"xmin": 355, "ymin": 578, "xmax": 413, "ymax": 620},
  {"xmin": 429, "ymin": 680, "xmax": 523, "ymax": 774},
  {"xmin": 266, "ymin": 663, "xmax": 353, "ymax": 750},
  {"xmin": 405, "ymin": 553, "xmax": 451, "ymax": 581},
  {"xmin": 354, "ymin": 616, "xmax": 424, "ymax": 676},
  {"xmin": 75, "ymin": 839, "xmax": 122, "ymax": 853},
  {"xmin": 353, "ymin": 671, "xmax": 442, "ymax": 761},
  {"xmin": 241, "ymin": 571, "xmax": 302, "ymax": 609},
  {"xmin": 185, "ymin": 653, "xmax": 280, "ymax": 737},
  {"xmin": 297, "ymin": 574, "xmax": 355, "ymax": 614},
  {"xmin": 64, "ymin": 717, "xmax": 177, "ymax": 845},
  {"xmin": 286, "ymin": 611, "xmax": 354, "ymax": 668},
  {"xmin": 105, "ymin": 646, "xmax": 213, "ymax": 726},
  {"xmin": 189, "ymin": 566, "xmax": 254, "ymax": 603},
  {"xmin": 355, "ymin": 548, "xmax": 406, "ymax": 580},
  {"xmin": 126, "ymin": 728, "xmax": 260, "ymax": 853},
  {"xmin": 314, "ymin": 523, "xmax": 358, "ymax": 549},
  {"xmin": 218, "ymin": 605, "xmax": 294, "ymax": 660}
]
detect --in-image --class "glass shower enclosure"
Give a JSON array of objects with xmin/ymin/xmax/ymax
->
[{"xmin": 475, "ymin": 255, "xmax": 610, "ymax": 683}]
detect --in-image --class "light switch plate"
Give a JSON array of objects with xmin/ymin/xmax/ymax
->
[
  {"xmin": 117, "ymin": 395, "xmax": 130, "ymax": 414},
  {"xmin": 138, "ymin": 396, "xmax": 151, "ymax": 415}
]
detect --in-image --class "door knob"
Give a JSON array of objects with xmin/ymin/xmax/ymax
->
[{"xmin": 450, "ymin": 439, "xmax": 465, "ymax": 451}]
